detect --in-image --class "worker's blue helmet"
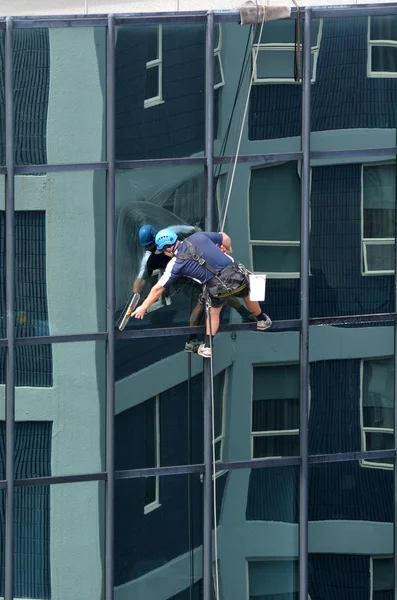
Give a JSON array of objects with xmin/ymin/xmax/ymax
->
[
  {"xmin": 155, "ymin": 228, "xmax": 178, "ymax": 251},
  {"xmin": 138, "ymin": 224, "xmax": 158, "ymax": 247}
]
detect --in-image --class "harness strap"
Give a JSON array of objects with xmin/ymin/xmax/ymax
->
[{"xmin": 176, "ymin": 239, "xmax": 220, "ymax": 276}]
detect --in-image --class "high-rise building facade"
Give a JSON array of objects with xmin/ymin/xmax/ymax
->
[{"xmin": 0, "ymin": 4, "xmax": 396, "ymax": 600}]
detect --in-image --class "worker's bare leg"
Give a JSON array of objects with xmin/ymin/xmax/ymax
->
[
  {"xmin": 242, "ymin": 298, "xmax": 262, "ymax": 316},
  {"xmin": 189, "ymin": 300, "xmax": 204, "ymax": 326}
]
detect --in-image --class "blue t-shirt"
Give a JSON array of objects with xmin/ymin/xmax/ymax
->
[{"xmin": 158, "ymin": 232, "xmax": 233, "ymax": 289}]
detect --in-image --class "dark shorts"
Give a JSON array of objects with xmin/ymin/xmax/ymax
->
[{"xmin": 199, "ymin": 263, "xmax": 249, "ymax": 308}]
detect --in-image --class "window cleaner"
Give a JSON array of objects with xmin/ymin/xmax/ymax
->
[
  {"xmin": 119, "ymin": 223, "xmax": 257, "ymax": 334},
  {"xmin": 130, "ymin": 229, "xmax": 272, "ymax": 357}
]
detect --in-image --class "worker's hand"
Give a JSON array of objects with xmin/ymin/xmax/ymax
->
[{"xmin": 131, "ymin": 305, "xmax": 146, "ymax": 319}]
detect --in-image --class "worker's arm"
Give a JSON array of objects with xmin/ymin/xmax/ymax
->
[
  {"xmin": 131, "ymin": 282, "xmax": 166, "ymax": 319},
  {"xmin": 220, "ymin": 232, "xmax": 232, "ymax": 254}
]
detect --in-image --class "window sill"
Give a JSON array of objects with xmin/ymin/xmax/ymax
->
[
  {"xmin": 144, "ymin": 98, "xmax": 165, "ymax": 109},
  {"xmin": 360, "ymin": 459, "xmax": 393, "ymax": 470},
  {"xmin": 144, "ymin": 500, "xmax": 161, "ymax": 515}
]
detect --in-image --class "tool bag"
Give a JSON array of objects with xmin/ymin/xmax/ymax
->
[{"xmin": 177, "ymin": 240, "xmax": 249, "ymax": 299}]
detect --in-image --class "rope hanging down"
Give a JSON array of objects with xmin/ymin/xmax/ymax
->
[
  {"xmin": 210, "ymin": 5, "xmax": 297, "ymax": 598},
  {"xmin": 219, "ymin": 0, "xmax": 294, "ymax": 233}
]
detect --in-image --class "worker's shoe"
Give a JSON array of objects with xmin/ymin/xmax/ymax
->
[
  {"xmin": 243, "ymin": 313, "xmax": 257, "ymax": 323},
  {"xmin": 197, "ymin": 344, "xmax": 212, "ymax": 358},
  {"xmin": 185, "ymin": 338, "xmax": 202, "ymax": 353},
  {"xmin": 257, "ymin": 315, "xmax": 272, "ymax": 331}
]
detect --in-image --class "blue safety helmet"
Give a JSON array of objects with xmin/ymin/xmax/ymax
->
[
  {"xmin": 138, "ymin": 225, "xmax": 158, "ymax": 247},
  {"xmin": 155, "ymin": 228, "xmax": 178, "ymax": 251}
]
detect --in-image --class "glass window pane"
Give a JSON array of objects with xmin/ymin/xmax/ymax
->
[
  {"xmin": 249, "ymin": 559, "xmax": 299, "ymax": 597},
  {"xmin": 0, "ymin": 31, "xmax": 4, "ymax": 165},
  {"xmin": 366, "ymin": 243, "xmax": 395, "ymax": 272},
  {"xmin": 214, "ymin": 54, "xmax": 223, "ymax": 87},
  {"xmin": 309, "ymin": 324, "xmax": 394, "ymax": 455},
  {"xmin": 14, "ymin": 28, "xmax": 106, "ymax": 165},
  {"xmin": 366, "ymin": 432, "xmax": 394, "ymax": 452},
  {"xmin": 145, "ymin": 65, "xmax": 159, "ymax": 101},
  {"xmin": 253, "ymin": 399, "xmax": 300, "ymax": 432},
  {"xmin": 370, "ymin": 15, "xmax": 397, "ymax": 41},
  {"xmin": 16, "ymin": 481, "xmax": 104, "ymax": 599},
  {"xmin": 15, "ymin": 171, "xmax": 106, "ymax": 336},
  {"xmin": 249, "ymin": 163, "xmax": 301, "ymax": 242},
  {"xmin": 14, "ymin": 341, "xmax": 105, "ymax": 478},
  {"xmin": 116, "ymin": 23, "xmax": 205, "ymax": 160},
  {"xmin": 310, "ymin": 16, "xmax": 397, "ymax": 151},
  {"xmin": 363, "ymin": 358, "xmax": 394, "ymax": 410},
  {"xmin": 372, "ymin": 46, "xmax": 397, "ymax": 73},
  {"xmin": 253, "ymin": 434, "xmax": 299, "ymax": 458},
  {"xmin": 146, "ymin": 25, "xmax": 159, "ymax": 62},
  {"xmin": 309, "ymin": 461, "xmax": 394, "ymax": 598},
  {"xmin": 0, "ymin": 176, "xmax": 5, "ymax": 340},
  {"xmin": 363, "ymin": 165, "xmax": 395, "ymax": 210},
  {"xmin": 115, "ymin": 474, "xmax": 203, "ymax": 595},
  {"xmin": 252, "ymin": 245, "xmax": 300, "ymax": 273},
  {"xmin": 115, "ymin": 352, "xmax": 204, "ymax": 469},
  {"xmin": 309, "ymin": 162, "xmax": 394, "ymax": 318},
  {"xmin": 115, "ymin": 167, "xmax": 205, "ymax": 331},
  {"xmin": 256, "ymin": 50, "xmax": 295, "ymax": 80},
  {"xmin": 364, "ymin": 209, "xmax": 395, "ymax": 238}
]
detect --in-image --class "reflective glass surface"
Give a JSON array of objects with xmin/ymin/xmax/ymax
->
[
  {"xmin": 13, "ymin": 28, "xmax": 106, "ymax": 165},
  {"xmin": 0, "ymin": 490, "xmax": 5, "ymax": 596},
  {"xmin": 309, "ymin": 460, "xmax": 394, "ymax": 598},
  {"xmin": 216, "ymin": 161, "xmax": 301, "ymax": 322},
  {"xmin": 217, "ymin": 466, "xmax": 298, "ymax": 600},
  {"xmin": 0, "ymin": 175, "xmax": 4, "ymax": 341},
  {"xmin": 14, "ymin": 341, "xmax": 106, "ymax": 478},
  {"xmin": 115, "ymin": 340, "xmax": 207, "ymax": 468},
  {"xmin": 310, "ymin": 15, "xmax": 397, "ymax": 152},
  {"xmin": 217, "ymin": 23, "xmax": 302, "ymax": 152},
  {"xmin": 115, "ymin": 23, "xmax": 205, "ymax": 160},
  {"xmin": 309, "ymin": 322, "xmax": 394, "ymax": 456},
  {"xmin": 115, "ymin": 474, "xmax": 203, "ymax": 597},
  {"xmin": 217, "ymin": 329, "xmax": 299, "ymax": 462},
  {"xmin": 0, "ymin": 31, "xmax": 4, "ymax": 166},
  {"xmin": 15, "ymin": 171, "xmax": 106, "ymax": 335},
  {"xmin": 309, "ymin": 159, "xmax": 395, "ymax": 318},
  {"xmin": 15, "ymin": 481, "xmax": 104, "ymax": 599},
  {"xmin": 115, "ymin": 167, "xmax": 206, "ymax": 331}
]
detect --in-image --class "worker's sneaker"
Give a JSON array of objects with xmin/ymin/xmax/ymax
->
[
  {"xmin": 243, "ymin": 313, "xmax": 257, "ymax": 323},
  {"xmin": 197, "ymin": 344, "xmax": 212, "ymax": 358},
  {"xmin": 185, "ymin": 338, "xmax": 201, "ymax": 353},
  {"xmin": 257, "ymin": 315, "xmax": 272, "ymax": 331}
]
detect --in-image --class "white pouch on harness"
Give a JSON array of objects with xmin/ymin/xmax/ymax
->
[{"xmin": 249, "ymin": 274, "xmax": 266, "ymax": 301}]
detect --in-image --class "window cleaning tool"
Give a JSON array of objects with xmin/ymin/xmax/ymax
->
[{"xmin": 117, "ymin": 292, "xmax": 140, "ymax": 331}]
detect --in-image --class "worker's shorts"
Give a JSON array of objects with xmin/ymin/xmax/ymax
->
[{"xmin": 199, "ymin": 263, "xmax": 249, "ymax": 308}]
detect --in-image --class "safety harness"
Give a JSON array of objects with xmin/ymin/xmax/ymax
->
[{"xmin": 176, "ymin": 239, "xmax": 248, "ymax": 299}]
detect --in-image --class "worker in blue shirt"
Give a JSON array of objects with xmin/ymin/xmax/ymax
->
[
  {"xmin": 131, "ymin": 229, "xmax": 271, "ymax": 358},
  {"xmin": 132, "ymin": 224, "xmax": 256, "ymax": 352}
]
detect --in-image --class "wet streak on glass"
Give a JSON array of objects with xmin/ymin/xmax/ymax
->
[{"xmin": 115, "ymin": 166, "xmax": 206, "ymax": 332}]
